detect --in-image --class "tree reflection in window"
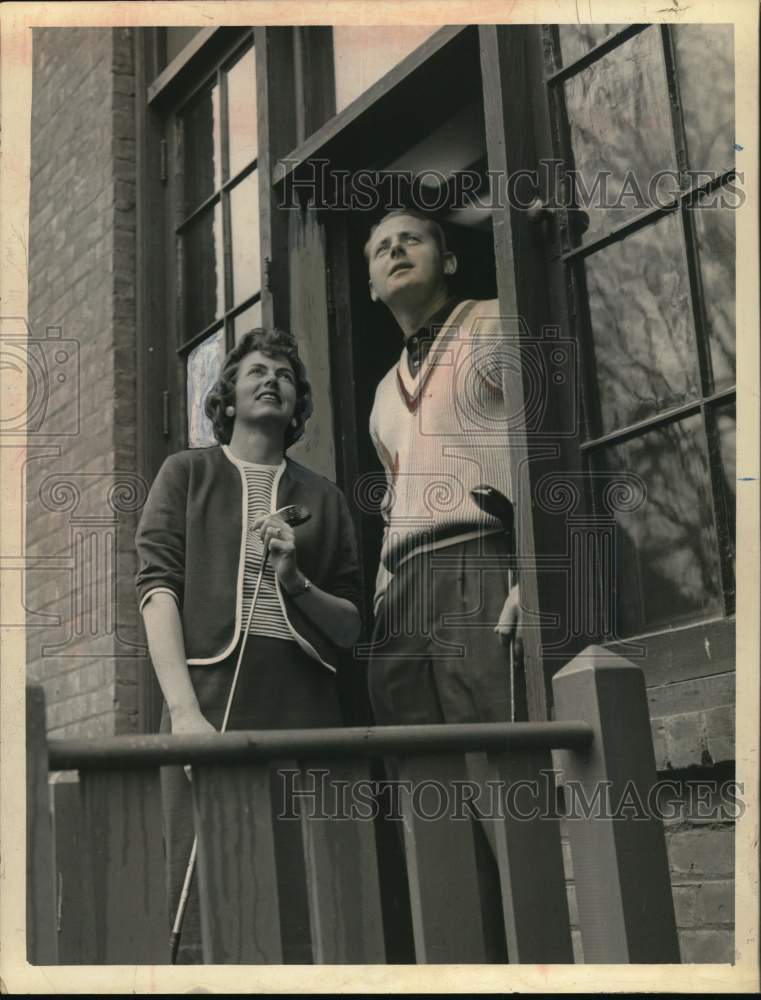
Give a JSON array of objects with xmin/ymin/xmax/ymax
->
[
  {"xmin": 583, "ymin": 212, "xmax": 700, "ymax": 435},
  {"xmin": 596, "ymin": 414, "xmax": 723, "ymax": 637},
  {"xmin": 547, "ymin": 22, "xmax": 736, "ymax": 640},
  {"xmin": 692, "ymin": 186, "xmax": 736, "ymax": 392}
]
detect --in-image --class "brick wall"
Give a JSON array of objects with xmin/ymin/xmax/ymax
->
[
  {"xmin": 25, "ymin": 27, "xmax": 144, "ymax": 737},
  {"xmin": 562, "ymin": 771, "xmax": 735, "ymax": 963}
]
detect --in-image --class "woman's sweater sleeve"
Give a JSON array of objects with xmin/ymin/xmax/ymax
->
[
  {"xmin": 325, "ymin": 489, "xmax": 363, "ymax": 614},
  {"xmin": 135, "ymin": 454, "xmax": 189, "ymax": 614}
]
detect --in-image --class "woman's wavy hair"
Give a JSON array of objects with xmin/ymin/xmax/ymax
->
[{"xmin": 204, "ymin": 328, "xmax": 313, "ymax": 450}]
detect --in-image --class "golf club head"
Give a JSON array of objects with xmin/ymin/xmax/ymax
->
[
  {"xmin": 275, "ymin": 503, "xmax": 312, "ymax": 528},
  {"xmin": 470, "ymin": 484, "xmax": 514, "ymax": 534}
]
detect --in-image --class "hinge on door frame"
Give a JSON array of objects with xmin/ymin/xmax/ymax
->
[
  {"xmin": 162, "ymin": 389, "xmax": 170, "ymax": 438},
  {"xmin": 263, "ymin": 256, "xmax": 271, "ymax": 292},
  {"xmin": 325, "ymin": 265, "xmax": 335, "ymax": 315},
  {"xmin": 159, "ymin": 139, "xmax": 168, "ymax": 184}
]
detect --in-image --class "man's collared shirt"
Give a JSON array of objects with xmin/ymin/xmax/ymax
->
[{"xmin": 405, "ymin": 297, "xmax": 463, "ymax": 377}]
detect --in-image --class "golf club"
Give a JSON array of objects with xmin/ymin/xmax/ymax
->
[
  {"xmin": 169, "ymin": 503, "xmax": 312, "ymax": 964},
  {"xmin": 470, "ymin": 484, "xmax": 517, "ymax": 721}
]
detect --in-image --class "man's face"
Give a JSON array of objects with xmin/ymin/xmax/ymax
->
[{"xmin": 367, "ymin": 215, "xmax": 450, "ymax": 308}]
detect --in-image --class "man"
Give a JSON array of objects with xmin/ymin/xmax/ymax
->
[
  {"xmin": 364, "ymin": 208, "xmax": 520, "ymax": 962},
  {"xmin": 366, "ymin": 208, "xmax": 519, "ymax": 726}
]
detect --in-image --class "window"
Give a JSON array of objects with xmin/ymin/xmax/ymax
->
[
  {"xmin": 543, "ymin": 23, "xmax": 735, "ymax": 641},
  {"xmin": 332, "ymin": 25, "xmax": 439, "ymax": 111},
  {"xmin": 176, "ymin": 40, "xmax": 261, "ymax": 446},
  {"xmin": 139, "ymin": 29, "xmax": 263, "ymax": 450}
]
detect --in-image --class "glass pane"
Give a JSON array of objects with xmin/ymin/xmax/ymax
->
[
  {"xmin": 165, "ymin": 28, "xmax": 202, "ymax": 66},
  {"xmin": 187, "ymin": 329, "xmax": 225, "ymax": 448},
  {"xmin": 692, "ymin": 185, "xmax": 735, "ymax": 391},
  {"xmin": 672, "ymin": 24, "xmax": 734, "ymax": 179},
  {"xmin": 226, "ymin": 45, "xmax": 258, "ymax": 180},
  {"xmin": 557, "ymin": 24, "xmax": 628, "ymax": 66},
  {"xmin": 563, "ymin": 26, "xmax": 676, "ymax": 245},
  {"xmin": 181, "ymin": 85, "xmax": 222, "ymax": 213},
  {"xmin": 234, "ymin": 300, "xmax": 263, "ymax": 343},
  {"xmin": 229, "ymin": 171, "xmax": 261, "ymax": 307},
  {"xmin": 584, "ymin": 212, "xmax": 700, "ymax": 434},
  {"xmin": 596, "ymin": 413, "xmax": 723, "ymax": 637},
  {"xmin": 182, "ymin": 202, "xmax": 224, "ymax": 337},
  {"xmin": 333, "ymin": 26, "xmax": 440, "ymax": 113},
  {"xmin": 714, "ymin": 400, "xmax": 736, "ymax": 570}
]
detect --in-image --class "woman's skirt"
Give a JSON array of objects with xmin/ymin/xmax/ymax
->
[{"xmin": 159, "ymin": 635, "xmax": 342, "ymax": 964}]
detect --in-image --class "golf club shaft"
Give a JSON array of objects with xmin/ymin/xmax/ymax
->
[
  {"xmin": 221, "ymin": 552, "xmax": 269, "ymax": 732},
  {"xmin": 169, "ymin": 551, "xmax": 270, "ymax": 962},
  {"xmin": 170, "ymin": 836, "xmax": 197, "ymax": 963}
]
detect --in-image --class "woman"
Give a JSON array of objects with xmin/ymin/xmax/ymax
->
[{"xmin": 135, "ymin": 328, "xmax": 362, "ymax": 963}]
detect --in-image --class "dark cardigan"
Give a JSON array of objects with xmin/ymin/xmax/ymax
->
[{"xmin": 135, "ymin": 445, "xmax": 362, "ymax": 672}]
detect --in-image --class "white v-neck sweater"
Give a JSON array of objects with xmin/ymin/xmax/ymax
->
[{"xmin": 369, "ymin": 299, "xmax": 515, "ymax": 583}]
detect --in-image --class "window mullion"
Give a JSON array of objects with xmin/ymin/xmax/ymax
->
[
  {"xmin": 703, "ymin": 395, "xmax": 737, "ymax": 615},
  {"xmin": 662, "ymin": 23, "xmax": 735, "ymax": 612},
  {"xmin": 219, "ymin": 66, "xmax": 234, "ymax": 351}
]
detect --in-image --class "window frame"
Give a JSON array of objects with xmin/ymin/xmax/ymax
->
[{"xmin": 538, "ymin": 22, "xmax": 736, "ymax": 667}]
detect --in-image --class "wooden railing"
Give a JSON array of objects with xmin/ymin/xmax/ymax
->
[{"xmin": 27, "ymin": 646, "xmax": 680, "ymax": 965}]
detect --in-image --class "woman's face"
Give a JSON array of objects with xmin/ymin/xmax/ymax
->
[{"xmin": 233, "ymin": 349, "xmax": 298, "ymax": 434}]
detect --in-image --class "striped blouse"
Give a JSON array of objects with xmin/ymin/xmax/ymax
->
[{"xmin": 240, "ymin": 460, "xmax": 294, "ymax": 642}]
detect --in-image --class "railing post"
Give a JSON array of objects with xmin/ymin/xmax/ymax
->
[
  {"xmin": 487, "ymin": 748, "xmax": 574, "ymax": 962},
  {"xmin": 51, "ymin": 775, "xmax": 93, "ymax": 963},
  {"xmin": 192, "ymin": 764, "xmax": 283, "ymax": 963},
  {"xmin": 295, "ymin": 760, "xmax": 386, "ymax": 963},
  {"xmin": 78, "ymin": 767, "xmax": 168, "ymax": 962},
  {"xmin": 397, "ymin": 754, "xmax": 487, "ymax": 963},
  {"xmin": 552, "ymin": 645, "xmax": 680, "ymax": 963},
  {"xmin": 26, "ymin": 685, "xmax": 58, "ymax": 964}
]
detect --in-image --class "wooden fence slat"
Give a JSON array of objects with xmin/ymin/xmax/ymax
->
[
  {"xmin": 552, "ymin": 646, "xmax": 680, "ymax": 963},
  {"xmin": 26, "ymin": 685, "xmax": 58, "ymax": 964},
  {"xmin": 79, "ymin": 767, "xmax": 168, "ymax": 963},
  {"xmin": 193, "ymin": 764, "xmax": 282, "ymax": 964},
  {"xmin": 52, "ymin": 777, "xmax": 93, "ymax": 963},
  {"xmin": 296, "ymin": 760, "xmax": 385, "ymax": 963},
  {"xmin": 397, "ymin": 753, "xmax": 486, "ymax": 963},
  {"xmin": 487, "ymin": 748, "xmax": 574, "ymax": 962}
]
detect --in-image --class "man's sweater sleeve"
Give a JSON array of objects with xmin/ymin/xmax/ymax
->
[
  {"xmin": 470, "ymin": 302, "xmax": 512, "ymax": 392},
  {"xmin": 135, "ymin": 454, "xmax": 188, "ymax": 614}
]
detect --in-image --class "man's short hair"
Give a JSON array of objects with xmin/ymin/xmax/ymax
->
[{"xmin": 363, "ymin": 209, "xmax": 448, "ymax": 260}]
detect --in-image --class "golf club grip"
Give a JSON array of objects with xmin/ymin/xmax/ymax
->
[
  {"xmin": 170, "ymin": 832, "xmax": 199, "ymax": 961},
  {"xmin": 170, "ymin": 930, "xmax": 181, "ymax": 964}
]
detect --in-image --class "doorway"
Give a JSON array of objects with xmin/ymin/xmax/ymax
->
[{"xmin": 331, "ymin": 112, "xmax": 499, "ymax": 618}]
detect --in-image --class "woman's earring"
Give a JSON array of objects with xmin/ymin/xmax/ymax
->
[
  {"xmin": 291, "ymin": 417, "xmax": 298, "ymax": 428},
  {"xmin": 225, "ymin": 405, "xmax": 236, "ymax": 417}
]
